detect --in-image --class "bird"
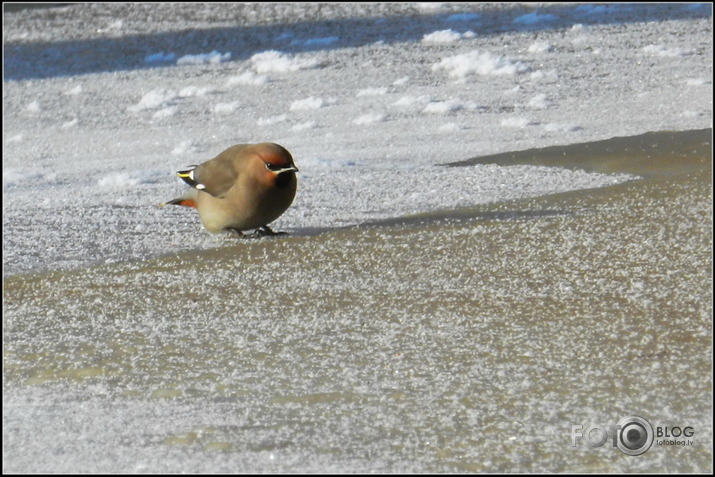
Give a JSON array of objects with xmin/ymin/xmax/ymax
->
[{"xmin": 162, "ymin": 142, "xmax": 298, "ymax": 236}]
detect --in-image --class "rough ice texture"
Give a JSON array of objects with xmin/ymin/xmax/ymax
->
[
  {"xmin": 2, "ymin": 3, "xmax": 713, "ymax": 473},
  {"xmin": 5, "ymin": 3, "xmax": 710, "ymax": 276}
]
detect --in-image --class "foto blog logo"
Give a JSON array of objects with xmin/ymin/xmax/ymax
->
[
  {"xmin": 571, "ymin": 416, "xmax": 654, "ymax": 456},
  {"xmin": 571, "ymin": 416, "xmax": 695, "ymax": 456}
]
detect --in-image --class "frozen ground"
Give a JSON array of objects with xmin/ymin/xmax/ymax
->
[
  {"xmin": 3, "ymin": 2, "xmax": 713, "ymax": 474},
  {"xmin": 3, "ymin": 2, "xmax": 712, "ymax": 275}
]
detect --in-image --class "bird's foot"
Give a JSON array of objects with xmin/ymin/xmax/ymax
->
[{"xmin": 252, "ymin": 225, "xmax": 288, "ymax": 237}]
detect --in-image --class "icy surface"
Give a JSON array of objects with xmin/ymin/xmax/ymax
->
[
  {"xmin": 4, "ymin": 2, "xmax": 711, "ymax": 276},
  {"xmin": 2, "ymin": 2, "xmax": 713, "ymax": 474}
]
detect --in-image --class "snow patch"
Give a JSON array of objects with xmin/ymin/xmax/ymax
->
[
  {"xmin": 527, "ymin": 94, "xmax": 549, "ymax": 109},
  {"xmin": 127, "ymin": 89, "xmax": 177, "ymax": 112},
  {"xmin": 353, "ymin": 113, "xmax": 387, "ymax": 125},
  {"xmin": 25, "ymin": 101, "xmax": 41, "ymax": 113},
  {"xmin": 292, "ymin": 121, "xmax": 317, "ymax": 131},
  {"xmin": 176, "ymin": 50, "xmax": 231, "ymax": 65},
  {"xmin": 290, "ymin": 97, "xmax": 327, "ymax": 111},
  {"xmin": 178, "ymin": 86, "xmax": 215, "ymax": 97},
  {"xmin": 226, "ymin": 71, "xmax": 269, "ymax": 86},
  {"xmin": 432, "ymin": 50, "xmax": 529, "ymax": 81},
  {"xmin": 423, "ymin": 99, "xmax": 471, "ymax": 114},
  {"xmin": 357, "ymin": 87, "xmax": 389, "ymax": 97},
  {"xmin": 257, "ymin": 114, "xmax": 288, "ymax": 126},
  {"xmin": 528, "ymin": 41, "xmax": 552, "ymax": 54},
  {"xmin": 501, "ymin": 117, "xmax": 536, "ymax": 128},
  {"xmin": 642, "ymin": 45, "xmax": 693, "ymax": 57},
  {"xmin": 250, "ymin": 51, "xmax": 320, "ymax": 74},
  {"xmin": 213, "ymin": 101, "xmax": 240, "ymax": 115},
  {"xmin": 64, "ymin": 85, "xmax": 83, "ymax": 95},
  {"xmin": 422, "ymin": 29, "xmax": 475, "ymax": 44}
]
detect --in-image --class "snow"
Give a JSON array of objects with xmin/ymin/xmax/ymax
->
[
  {"xmin": 421, "ymin": 29, "xmax": 476, "ymax": 43},
  {"xmin": 432, "ymin": 50, "xmax": 530, "ymax": 80},
  {"xmin": 176, "ymin": 50, "xmax": 231, "ymax": 65},
  {"xmin": 2, "ymin": 2, "xmax": 713, "ymax": 473},
  {"xmin": 126, "ymin": 88, "xmax": 178, "ymax": 112},
  {"xmin": 249, "ymin": 50, "xmax": 321, "ymax": 74},
  {"xmin": 642, "ymin": 44, "xmax": 694, "ymax": 57},
  {"xmin": 290, "ymin": 96, "xmax": 328, "ymax": 110}
]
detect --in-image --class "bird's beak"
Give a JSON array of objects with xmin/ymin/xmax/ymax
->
[{"xmin": 276, "ymin": 165, "xmax": 299, "ymax": 174}]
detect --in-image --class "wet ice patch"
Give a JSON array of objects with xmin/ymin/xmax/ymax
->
[
  {"xmin": 295, "ymin": 36, "xmax": 339, "ymax": 47},
  {"xmin": 513, "ymin": 12, "xmax": 559, "ymax": 25},
  {"xmin": 574, "ymin": 4, "xmax": 627, "ymax": 16},
  {"xmin": 446, "ymin": 12, "xmax": 480, "ymax": 22},
  {"xmin": 145, "ymin": 52, "xmax": 176, "ymax": 63}
]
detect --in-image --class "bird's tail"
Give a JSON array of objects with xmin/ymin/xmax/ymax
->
[{"xmin": 160, "ymin": 189, "xmax": 199, "ymax": 208}]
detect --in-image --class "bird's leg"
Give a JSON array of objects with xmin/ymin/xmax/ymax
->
[{"xmin": 226, "ymin": 228, "xmax": 245, "ymax": 238}]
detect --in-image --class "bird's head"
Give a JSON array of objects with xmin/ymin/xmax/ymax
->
[{"xmin": 253, "ymin": 143, "xmax": 298, "ymax": 188}]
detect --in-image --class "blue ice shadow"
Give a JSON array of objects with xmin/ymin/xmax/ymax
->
[{"xmin": 3, "ymin": 3, "xmax": 711, "ymax": 81}]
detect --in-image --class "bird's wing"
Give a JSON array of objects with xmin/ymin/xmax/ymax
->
[{"xmin": 177, "ymin": 154, "xmax": 239, "ymax": 199}]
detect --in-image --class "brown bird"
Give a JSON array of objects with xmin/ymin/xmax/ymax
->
[{"xmin": 163, "ymin": 142, "xmax": 298, "ymax": 235}]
